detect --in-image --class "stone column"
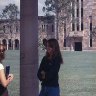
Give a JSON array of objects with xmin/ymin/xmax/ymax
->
[
  {"xmin": 20, "ymin": 0, "xmax": 39, "ymax": 96},
  {"xmin": 13, "ymin": 40, "xmax": 15, "ymax": 50},
  {"xmin": 6, "ymin": 40, "xmax": 8, "ymax": 50}
]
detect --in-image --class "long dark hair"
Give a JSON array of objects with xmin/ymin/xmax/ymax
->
[
  {"xmin": 46, "ymin": 38, "xmax": 63, "ymax": 64},
  {"xmin": 43, "ymin": 38, "xmax": 47, "ymax": 48},
  {"xmin": 0, "ymin": 44, "xmax": 6, "ymax": 62}
]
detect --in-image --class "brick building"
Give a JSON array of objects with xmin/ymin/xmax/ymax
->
[
  {"xmin": 38, "ymin": 16, "xmax": 55, "ymax": 46},
  {"xmin": 58, "ymin": 0, "xmax": 96, "ymax": 51},
  {"xmin": 38, "ymin": 0, "xmax": 96, "ymax": 51},
  {"xmin": 0, "ymin": 0, "xmax": 96, "ymax": 51},
  {"xmin": 0, "ymin": 19, "xmax": 20, "ymax": 50},
  {"xmin": 0, "ymin": 16, "xmax": 54, "ymax": 50}
]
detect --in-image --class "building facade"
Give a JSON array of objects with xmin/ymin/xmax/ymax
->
[
  {"xmin": 58, "ymin": 0, "xmax": 96, "ymax": 51},
  {"xmin": 0, "ymin": 20, "xmax": 20, "ymax": 50},
  {"xmin": 0, "ymin": 0, "xmax": 96, "ymax": 51},
  {"xmin": 38, "ymin": 16, "xmax": 55, "ymax": 47},
  {"xmin": 0, "ymin": 16, "xmax": 54, "ymax": 50}
]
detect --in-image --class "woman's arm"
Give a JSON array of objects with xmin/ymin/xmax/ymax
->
[
  {"xmin": 0, "ymin": 69, "xmax": 13, "ymax": 87},
  {"xmin": 37, "ymin": 57, "xmax": 46, "ymax": 81},
  {"xmin": 45, "ymin": 59, "xmax": 60, "ymax": 81}
]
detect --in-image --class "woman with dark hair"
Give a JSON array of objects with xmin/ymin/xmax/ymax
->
[
  {"xmin": 37, "ymin": 38, "xmax": 63, "ymax": 96},
  {"xmin": 0, "ymin": 44, "xmax": 14, "ymax": 96}
]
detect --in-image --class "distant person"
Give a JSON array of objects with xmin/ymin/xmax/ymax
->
[
  {"xmin": 0, "ymin": 44, "xmax": 14, "ymax": 96},
  {"xmin": 37, "ymin": 38, "xmax": 63, "ymax": 96},
  {"xmin": 42, "ymin": 38, "xmax": 47, "ymax": 50}
]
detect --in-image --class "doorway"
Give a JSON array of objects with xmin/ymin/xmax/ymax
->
[{"xmin": 75, "ymin": 42, "xmax": 82, "ymax": 51}]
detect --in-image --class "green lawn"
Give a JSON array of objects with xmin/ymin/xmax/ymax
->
[
  {"xmin": 59, "ymin": 51, "xmax": 96, "ymax": 96},
  {"xmin": 3, "ymin": 50, "xmax": 20, "ymax": 96},
  {"xmin": 3, "ymin": 50, "xmax": 96, "ymax": 96}
]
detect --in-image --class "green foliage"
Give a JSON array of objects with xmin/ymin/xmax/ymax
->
[
  {"xmin": 43, "ymin": 0, "xmax": 75, "ymax": 39},
  {"xmin": 2, "ymin": 3, "xmax": 19, "ymax": 20},
  {"xmin": 0, "ymin": 4, "xmax": 20, "ymax": 35},
  {"xmin": 43, "ymin": 0, "xmax": 75, "ymax": 18}
]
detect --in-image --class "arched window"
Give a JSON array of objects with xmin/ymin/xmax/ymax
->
[
  {"xmin": 8, "ymin": 39, "xmax": 12, "ymax": 50},
  {"xmin": 15, "ymin": 39, "xmax": 19, "ymax": 50},
  {"xmin": 2, "ymin": 39, "xmax": 7, "ymax": 45},
  {"xmin": 2, "ymin": 39, "xmax": 7, "ymax": 49}
]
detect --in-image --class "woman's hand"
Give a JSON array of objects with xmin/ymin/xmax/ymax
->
[
  {"xmin": 7, "ymin": 74, "xmax": 14, "ymax": 82},
  {"xmin": 41, "ymin": 71, "xmax": 45, "ymax": 79}
]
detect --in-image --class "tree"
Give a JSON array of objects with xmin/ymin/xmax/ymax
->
[
  {"xmin": 2, "ymin": 3, "xmax": 19, "ymax": 20},
  {"xmin": 1, "ymin": 4, "xmax": 20, "ymax": 49},
  {"xmin": 43, "ymin": 0, "xmax": 75, "ymax": 39}
]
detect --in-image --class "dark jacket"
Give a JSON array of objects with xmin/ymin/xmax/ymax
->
[{"xmin": 37, "ymin": 56, "xmax": 61, "ymax": 87}]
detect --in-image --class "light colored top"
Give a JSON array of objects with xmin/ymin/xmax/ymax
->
[{"xmin": 0, "ymin": 63, "xmax": 4, "ymax": 70}]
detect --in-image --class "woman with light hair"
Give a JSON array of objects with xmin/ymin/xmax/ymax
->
[{"xmin": 0, "ymin": 44, "xmax": 14, "ymax": 96}]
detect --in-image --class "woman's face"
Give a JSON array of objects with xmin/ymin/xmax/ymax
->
[
  {"xmin": 46, "ymin": 43, "xmax": 53, "ymax": 55},
  {"xmin": 0, "ymin": 45, "xmax": 6, "ymax": 59}
]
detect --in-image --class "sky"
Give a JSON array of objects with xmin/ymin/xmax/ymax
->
[{"xmin": 0, "ymin": 0, "xmax": 45, "ymax": 16}]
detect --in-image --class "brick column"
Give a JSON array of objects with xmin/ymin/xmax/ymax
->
[{"xmin": 20, "ymin": 0, "xmax": 39, "ymax": 96}]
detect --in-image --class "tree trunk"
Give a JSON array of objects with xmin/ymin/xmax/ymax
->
[{"xmin": 55, "ymin": 12, "xmax": 59, "ymax": 40}]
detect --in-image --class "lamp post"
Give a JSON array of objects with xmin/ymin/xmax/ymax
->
[{"xmin": 89, "ymin": 15, "xmax": 92, "ymax": 47}]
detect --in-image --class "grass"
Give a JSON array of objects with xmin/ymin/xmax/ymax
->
[
  {"xmin": 59, "ymin": 51, "xmax": 96, "ymax": 96},
  {"xmin": 3, "ymin": 50, "xmax": 20, "ymax": 96},
  {"xmin": 2, "ymin": 50, "xmax": 96, "ymax": 96}
]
